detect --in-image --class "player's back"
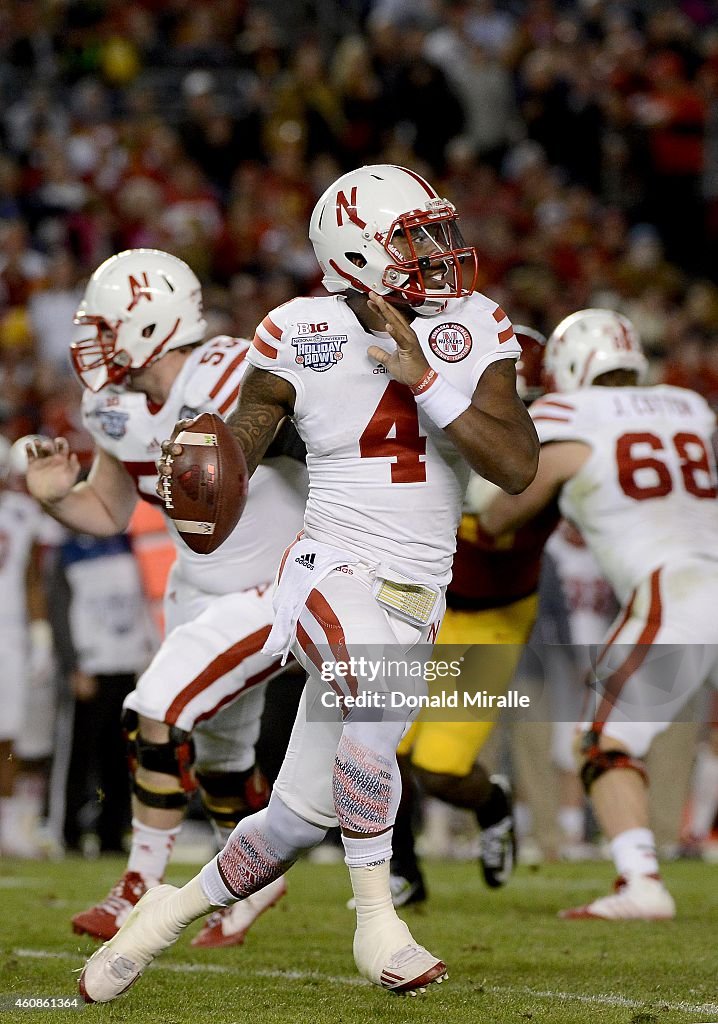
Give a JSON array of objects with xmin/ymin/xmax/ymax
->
[{"xmin": 532, "ymin": 384, "xmax": 718, "ymax": 601}]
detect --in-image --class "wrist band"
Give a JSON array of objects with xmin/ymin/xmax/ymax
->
[
  {"xmin": 410, "ymin": 367, "xmax": 437, "ymax": 395},
  {"xmin": 411, "ymin": 369, "xmax": 471, "ymax": 428}
]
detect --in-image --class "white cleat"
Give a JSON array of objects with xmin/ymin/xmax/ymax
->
[
  {"xmin": 79, "ymin": 885, "xmax": 183, "ymax": 1003},
  {"xmin": 354, "ymin": 918, "xmax": 447, "ymax": 994},
  {"xmin": 191, "ymin": 876, "xmax": 287, "ymax": 948},
  {"xmin": 559, "ymin": 874, "xmax": 676, "ymax": 921}
]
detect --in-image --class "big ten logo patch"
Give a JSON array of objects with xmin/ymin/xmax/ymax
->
[
  {"xmin": 296, "ymin": 322, "xmax": 329, "ymax": 334},
  {"xmin": 429, "ymin": 322, "xmax": 473, "ymax": 362}
]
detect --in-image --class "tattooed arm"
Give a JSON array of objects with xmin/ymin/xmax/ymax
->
[
  {"xmin": 157, "ymin": 368, "xmax": 296, "ymax": 498},
  {"xmin": 225, "ymin": 367, "xmax": 296, "ymax": 478}
]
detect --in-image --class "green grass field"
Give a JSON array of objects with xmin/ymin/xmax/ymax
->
[{"xmin": 0, "ymin": 856, "xmax": 716, "ymax": 1024}]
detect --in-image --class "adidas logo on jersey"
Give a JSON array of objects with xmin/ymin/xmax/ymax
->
[{"xmin": 295, "ymin": 552, "xmax": 316, "ymax": 570}]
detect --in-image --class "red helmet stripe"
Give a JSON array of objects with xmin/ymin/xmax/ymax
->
[{"xmin": 395, "ymin": 166, "xmax": 436, "ymax": 198}]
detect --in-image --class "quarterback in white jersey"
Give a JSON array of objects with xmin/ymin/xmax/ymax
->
[
  {"xmin": 27, "ymin": 250, "xmax": 307, "ymax": 948},
  {"xmin": 483, "ymin": 308, "xmax": 718, "ymax": 921},
  {"xmin": 81, "ymin": 165, "xmax": 538, "ymax": 1003}
]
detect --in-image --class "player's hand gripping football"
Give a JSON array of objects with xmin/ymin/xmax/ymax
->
[
  {"xmin": 155, "ymin": 419, "xmax": 193, "ymax": 499},
  {"xmin": 366, "ymin": 291, "xmax": 431, "ymax": 388},
  {"xmin": 25, "ymin": 437, "xmax": 81, "ymax": 505}
]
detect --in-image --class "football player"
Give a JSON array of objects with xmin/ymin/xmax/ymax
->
[
  {"xmin": 482, "ymin": 308, "xmax": 718, "ymax": 919},
  {"xmin": 78, "ymin": 164, "xmax": 539, "ymax": 1001},
  {"xmin": 26, "ymin": 249, "xmax": 308, "ymax": 946},
  {"xmin": 0, "ymin": 436, "xmax": 59, "ymax": 858}
]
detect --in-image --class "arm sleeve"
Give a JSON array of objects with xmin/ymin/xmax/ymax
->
[
  {"xmin": 466, "ymin": 303, "xmax": 522, "ymax": 392},
  {"xmin": 530, "ymin": 393, "xmax": 591, "ymax": 445},
  {"xmin": 245, "ymin": 302, "xmax": 306, "ymax": 406}
]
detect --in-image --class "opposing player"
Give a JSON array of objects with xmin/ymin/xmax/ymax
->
[
  {"xmin": 483, "ymin": 308, "xmax": 718, "ymax": 919},
  {"xmin": 26, "ymin": 249, "xmax": 308, "ymax": 946},
  {"xmin": 78, "ymin": 163, "xmax": 539, "ymax": 1001}
]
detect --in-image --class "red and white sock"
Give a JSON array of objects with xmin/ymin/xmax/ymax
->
[
  {"xmin": 610, "ymin": 827, "xmax": 659, "ymax": 879},
  {"xmin": 126, "ymin": 818, "xmax": 181, "ymax": 887}
]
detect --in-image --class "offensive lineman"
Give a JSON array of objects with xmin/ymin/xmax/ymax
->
[
  {"xmin": 26, "ymin": 249, "xmax": 307, "ymax": 946},
  {"xmin": 78, "ymin": 163, "xmax": 539, "ymax": 1000},
  {"xmin": 483, "ymin": 308, "xmax": 718, "ymax": 919}
]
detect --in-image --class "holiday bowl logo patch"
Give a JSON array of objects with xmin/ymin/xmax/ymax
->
[
  {"xmin": 291, "ymin": 334, "xmax": 347, "ymax": 372},
  {"xmin": 96, "ymin": 408, "xmax": 130, "ymax": 439},
  {"xmin": 428, "ymin": 323, "xmax": 472, "ymax": 362}
]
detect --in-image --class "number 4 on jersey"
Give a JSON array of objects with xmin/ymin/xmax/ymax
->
[{"xmin": 359, "ymin": 381, "xmax": 427, "ymax": 483}]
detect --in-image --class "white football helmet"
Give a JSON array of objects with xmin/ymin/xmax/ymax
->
[
  {"xmin": 545, "ymin": 308, "xmax": 648, "ymax": 392},
  {"xmin": 309, "ymin": 164, "xmax": 478, "ymax": 316},
  {"xmin": 71, "ymin": 249, "xmax": 207, "ymax": 391}
]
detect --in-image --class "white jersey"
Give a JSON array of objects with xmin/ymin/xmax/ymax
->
[
  {"xmin": 82, "ymin": 336, "xmax": 308, "ymax": 595},
  {"xmin": 0, "ymin": 489, "xmax": 57, "ymax": 632},
  {"xmin": 532, "ymin": 385, "xmax": 718, "ymax": 603},
  {"xmin": 247, "ymin": 293, "xmax": 520, "ymax": 583}
]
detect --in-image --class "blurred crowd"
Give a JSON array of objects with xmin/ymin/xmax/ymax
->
[
  {"xmin": 2, "ymin": 0, "xmax": 718, "ymax": 862},
  {"xmin": 5, "ymin": 0, "xmax": 718, "ymax": 447}
]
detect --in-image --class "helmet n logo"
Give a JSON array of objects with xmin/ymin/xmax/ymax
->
[
  {"xmin": 335, "ymin": 187, "xmax": 366, "ymax": 229},
  {"xmin": 127, "ymin": 273, "xmax": 152, "ymax": 311}
]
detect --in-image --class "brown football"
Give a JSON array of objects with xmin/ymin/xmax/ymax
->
[{"xmin": 161, "ymin": 411, "xmax": 248, "ymax": 554}]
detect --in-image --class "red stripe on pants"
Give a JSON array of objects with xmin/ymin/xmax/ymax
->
[
  {"xmin": 591, "ymin": 569, "xmax": 663, "ymax": 732},
  {"xmin": 165, "ymin": 625, "xmax": 271, "ymax": 725}
]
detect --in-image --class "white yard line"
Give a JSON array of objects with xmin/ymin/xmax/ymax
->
[{"xmin": 13, "ymin": 948, "xmax": 718, "ymax": 1017}]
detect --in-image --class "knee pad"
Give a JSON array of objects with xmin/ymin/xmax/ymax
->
[
  {"xmin": 123, "ymin": 709, "xmax": 196, "ymax": 810},
  {"xmin": 196, "ymin": 766, "xmax": 271, "ymax": 831},
  {"xmin": 579, "ymin": 730, "xmax": 648, "ymax": 794}
]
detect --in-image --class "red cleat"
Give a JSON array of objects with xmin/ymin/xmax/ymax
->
[{"xmin": 72, "ymin": 872, "xmax": 148, "ymax": 940}]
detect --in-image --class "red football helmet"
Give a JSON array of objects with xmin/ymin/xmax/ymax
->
[{"xmin": 514, "ymin": 325, "xmax": 547, "ymax": 404}]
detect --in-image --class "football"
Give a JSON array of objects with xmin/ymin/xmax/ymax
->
[{"xmin": 161, "ymin": 411, "xmax": 248, "ymax": 554}]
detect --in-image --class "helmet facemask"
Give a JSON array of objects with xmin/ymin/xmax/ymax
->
[
  {"xmin": 380, "ymin": 208, "xmax": 478, "ymax": 315},
  {"xmin": 71, "ymin": 316, "xmax": 133, "ymax": 391},
  {"xmin": 311, "ymin": 166, "xmax": 479, "ymax": 316}
]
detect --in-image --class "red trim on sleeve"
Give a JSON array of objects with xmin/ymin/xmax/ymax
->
[
  {"xmin": 492, "ymin": 306, "xmax": 508, "ymax": 323},
  {"xmin": 261, "ymin": 316, "xmax": 283, "ymax": 341},
  {"xmin": 498, "ymin": 326, "xmax": 515, "ymax": 344},
  {"xmin": 252, "ymin": 335, "xmax": 278, "ymax": 360}
]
